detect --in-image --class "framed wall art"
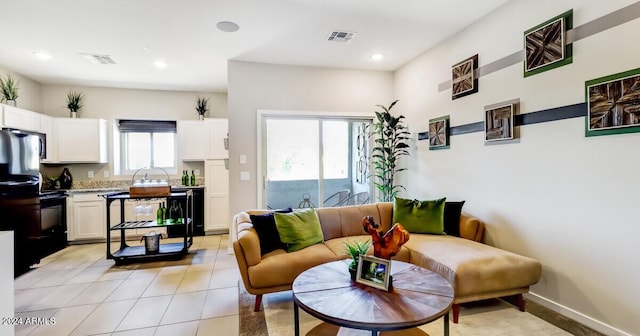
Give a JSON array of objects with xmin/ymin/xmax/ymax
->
[
  {"xmin": 429, "ymin": 115, "xmax": 450, "ymax": 150},
  {"xmin": 485, "ymin": 102, "xmax": 516, "ymax": 142},
  {"xmin": 356, "ymin": 255, "xmax": 391, "ymax": 291},
  {"xmin": 585, "ymin": 67, "xmax": 640, "ymax": 137},
  {"xmin": 452, "ymin": 54, "xmax": 478, "ymax": 100},
  {"xmin": 524, "ymin": 9, "xmax": 573, "ymax": 77}
]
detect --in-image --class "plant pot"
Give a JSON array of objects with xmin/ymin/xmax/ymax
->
[
  {"xmin": 6, "ymin": 100, "xmax": 16, "ymax": 107},
  {"xmin": 70, "ymin": 111, "xmax": 78, "ymax": 118},
  {"xmin": 198, "ymin": 114, "xmax": 204, "ymax": 120},
  {"xmin": 348, "ymin": 267, "xmax": 357, "ymax": 281}
]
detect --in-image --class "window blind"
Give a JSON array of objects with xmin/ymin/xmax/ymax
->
[{"xmin": 117, "ymin": 119, "xmax": 176, "ymax": 133}]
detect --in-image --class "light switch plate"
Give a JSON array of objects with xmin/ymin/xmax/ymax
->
[
  {"xmin": 240, "ymin": 171, "xmax": 250, "ymax": 181},
  {"xmin": 194, "ymin": 169, "xmax": 201, "ymax": 176},
  {"xmin": 239, "ymin": 155, "xmax": 247, "ymax": 164},
  {"xmin": 103, "ymin": 171, "xmax": 109, "ymax": 178},
  {"xmin": 88, "ymin": 171, "xmax": 94, "ymax": 178}
]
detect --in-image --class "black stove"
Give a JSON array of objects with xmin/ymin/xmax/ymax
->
[{"xmin": 0, "ymin": 187, "xmax": 68, "ymax": 277}]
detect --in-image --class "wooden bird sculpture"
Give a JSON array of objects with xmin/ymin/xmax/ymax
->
[{"xmin": 362, "ymin": 216, "xmax": 410, "ymax": 260}]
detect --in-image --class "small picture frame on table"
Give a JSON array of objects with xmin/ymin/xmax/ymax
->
[{"xmin": 356, "ymin": 255, "xmax": 391, "ymax": 291}]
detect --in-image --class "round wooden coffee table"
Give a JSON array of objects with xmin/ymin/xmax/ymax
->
[{"xmin": 292, "ymin": 260, "xmax": 454, "ymax": 336}]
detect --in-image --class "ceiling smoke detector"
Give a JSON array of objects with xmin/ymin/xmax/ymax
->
[
  {"xmin": 80, "ymin": 53, "xmax": 117, "ymax": 65},
  {"xmin": 327, "ymin": 31, "xmax": 356, "ymax": 43}
]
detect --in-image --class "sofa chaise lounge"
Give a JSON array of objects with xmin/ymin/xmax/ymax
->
[{"xmin": 232, "ymin": 202, "xmax": 542, "ymax": 323}]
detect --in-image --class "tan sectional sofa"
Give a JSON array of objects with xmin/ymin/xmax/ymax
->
[{"xmin": 232, "ymin": 203, "xmax": 542, "ymax": 323}]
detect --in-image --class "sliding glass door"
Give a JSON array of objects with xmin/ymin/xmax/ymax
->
[{"xmin": 262, "ymin": 116, "xmax": 371, "ymax": 209}]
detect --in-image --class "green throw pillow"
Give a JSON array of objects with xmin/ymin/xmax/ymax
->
[
  {"xmin": 274, "ymin": 208, "xmax": 324, "ymax": 252},
  {"xmin": 393, "ymin": 197, "xmax": 447, "ymax": 235}
]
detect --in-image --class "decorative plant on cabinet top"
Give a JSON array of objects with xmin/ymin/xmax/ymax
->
[
  {"xmin": 370, "ymin": 100, "xmax": 410, "ymax": 202},
  {"xmin": 195, "ymin": 96, "xmax": 209, "ymax": 120},
  {"xmin": 66, "ymin": 90, "xmax": 84, "ymax": 118},
  {"xmin": 0, "ymin": 74, "xmax": 19, "ymax": 106}
]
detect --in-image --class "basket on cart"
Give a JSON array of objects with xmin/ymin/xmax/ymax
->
[{"xmin": 129, "ymin": 167, "xmax": 171, "ymax": 197}]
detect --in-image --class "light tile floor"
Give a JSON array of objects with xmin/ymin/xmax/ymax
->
[{"xmin": 13, "ymin": 235, "xmax": 240, "ymax": 336}]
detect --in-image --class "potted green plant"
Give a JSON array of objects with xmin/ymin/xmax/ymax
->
[
  {"xmin": 344, "ymin": 240, "xmax": 371, "ymax": 280},
  {"xmin": 195, "ymin": 96, "xmax": 209, "ymax": 120},
  {"xmin": 0, "ymin": 74, "xmax": 19, "ymax": 106},
  {"xmin": 370, "ymin": 100, "xmax": 411, "ymax": 202},
  {"xmin": 66, "ymin": 90, "xmax": 84, "ymax": 118},
  {"xmin": 46, "ymin": 176, "xmax": 59, "ymax": 190}
]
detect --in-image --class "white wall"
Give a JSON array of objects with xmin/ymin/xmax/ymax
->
[
  {"xmin": 40, "ymin": 85, "xmax": 227, "ymax": 119},
  {"xmin": 227, "ymin": 61, "xmax": 393, "ymax": 215},
  {"xmin": 393, "ymin": 1, "xmax": 639, "ymax": 335},
  {"xmin": 0, "ymin": 66, "xmax": 43, "ymax": 112}
]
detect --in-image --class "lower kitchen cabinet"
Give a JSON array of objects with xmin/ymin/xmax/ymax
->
[{"xmin": 68, "ymin": 192, "xmax": 106, "ymax": 241}]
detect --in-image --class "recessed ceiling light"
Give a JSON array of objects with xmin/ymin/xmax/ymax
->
[
  {"xmin": 371, "ymin": 53, "xmax": 384, "ymax": 61},
  {"xmin": 217, "ymin": 21, "xmax": 240, "ymax": 33},
  {"xmin": 153, "ymin": 60, "xmax": 167, "ymax": 69},
  {"xmin": 33, "ymin": 51, "xmax": 52, "ymax": 60}
]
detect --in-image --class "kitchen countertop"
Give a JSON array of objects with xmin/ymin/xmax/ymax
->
[{"xmin": 59, "ymin": 185, "xmax": 205, "ymax": 194}]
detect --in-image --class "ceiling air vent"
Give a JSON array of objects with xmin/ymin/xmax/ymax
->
[
  {"xmin": 327, "ymin": 31, "xmax": 356, "ymax": 43},
  {"xmin": 80, "ymin": 53, "xmax": 117, "ymax": 65}
]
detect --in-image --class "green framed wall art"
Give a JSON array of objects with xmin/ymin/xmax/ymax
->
[
  {"xmin": 585, "ymin": 67, "xmax": 640, "ymax": 137},
  {"xmin": 524, "ymin": 9, "xmax": 573, "ymax": 77}
]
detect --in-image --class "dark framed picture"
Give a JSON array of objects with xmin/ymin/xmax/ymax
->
[
  {"xmin": 524, "ymin": 9, "xmax": 573, "ymax": 77},
  {"xmin": 585, "ymin": 67, "xmax": 640, "ymax": 137},
  {"xmin": 429, "ymin": 116, "xmax": 450, "ymax": 150},
  {"xmin": 356, "ymin": 255, "xmax": 391, "ymax": 291},
  {"xmin": 485, "ymin": 103, "xmax": 514, "ymax": 142},
  {"xmin": 452, "ymin": 54, "xmax": 478, "ymax": 100}
]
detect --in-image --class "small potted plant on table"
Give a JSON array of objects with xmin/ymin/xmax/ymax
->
[{"xmin": 344, "ymin": 240, "xmax": 372, "ymax": 280}]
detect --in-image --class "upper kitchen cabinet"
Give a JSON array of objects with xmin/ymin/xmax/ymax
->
[
  {"xmin": 54, "ymin": 118, "xmax": 108, "ymax": 163},
  {"xmin": 178, "ymin": 118, "xmax": 228, "ymax": 161},
  {"xmin": 0, "ymin": 104, "xmax": 42, "ymax": 132},
  {"xmin": 39, "ymin": 114, "xmax": 56, "ymax": 163}
]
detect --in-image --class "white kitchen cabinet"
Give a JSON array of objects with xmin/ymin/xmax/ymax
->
[
  {"xmin": 54, "ymin": 118, "xmax": 108, "ymax": 163},
  {"xmin": 205, "ymin": 159, "xmax": 229, "ymax": 232},
  {"xmin": 208, "ymin": 118, "xmax": 229, "ymax": 159},
  {"xmin": 178, "ymin": 120, "xmax": 209, "ymax": 160},
  {"xmin": 178, "ymin": 118, "xmax": 228, "ymax": 161},
  {"xmin": 68, "ymin": 192, "xmax": 106, "ymax": 241},
  {"xmin": 0, "ymin": 232, "xmax": 13, "ymax": 321},
  {"xmin": 1, "ymin": 104, "xmax": 42, "ymax": 132},
  {"xmin": 39, "ymin": 114, "xmax": 57, "ymax": 163}
]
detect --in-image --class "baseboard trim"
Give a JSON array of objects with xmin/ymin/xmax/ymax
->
[{"xmin": 525, "ymin": 293, "xmax": 632, "ymax": 336}]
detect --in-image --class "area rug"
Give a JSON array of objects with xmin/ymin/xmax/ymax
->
[{"xmin": 238, "ymin": 280, "xmax": 595, "ymax": 336}]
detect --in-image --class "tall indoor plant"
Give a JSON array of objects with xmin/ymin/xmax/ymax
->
[
  {"xmin": 66, "ymin": 90, "xmax": 84, "ymax": 118},
  {"xmin": 370, "ymin": 100, "xmax": 411, "ymax": 202},
  {"xmin": 0, "ymin": 74, "xmax": 19, "ymax": 106}
]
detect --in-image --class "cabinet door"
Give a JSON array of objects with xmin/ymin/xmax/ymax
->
[
  {"xmin": 39, "ymin": 115, "xmax": 57, "ymax": 163},
  {"xmin": 55, "ymin": 118, "xmax": 107, "ymax": 163},
  {"xmin": 73, "ymin": 201, "xmax": 106, "ymax": 240},
  {"xmin": 207, "ymin": 119, "xmax": 228, "ymax": 159},
  {"xmin": 178, "ymin": 121, "xmax": 209, "ymax": 160},
  {"xmin": 205, "ymin": 160, "xmax": 229, "ymax": 231},
  {"xmin": 2, "ymin": 105, "xmax": 41, "ymax": 132}
]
